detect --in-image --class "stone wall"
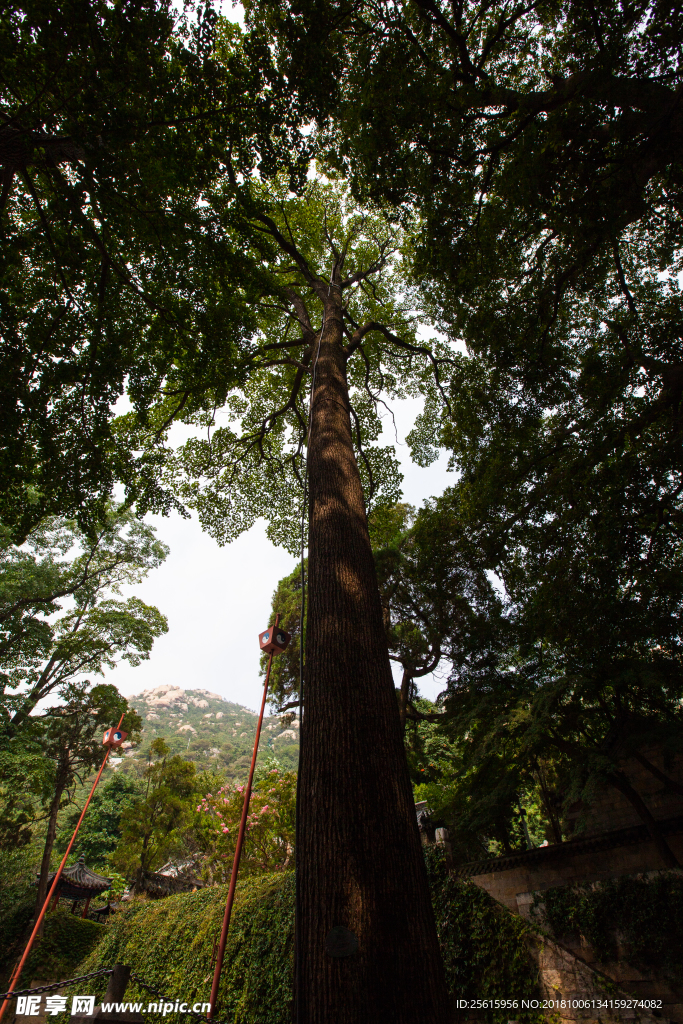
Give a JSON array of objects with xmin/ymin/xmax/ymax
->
[
  {"xmin": 452, "ymin": 818, "xmax": 683, "ymax": 914},
  {"xmin": 525, "ymin": 932, "xmax": 680, "ymax": 1024},
  {"xmin": 449, "ymin": 813, "xmax": 683, "ymax": 1024},
  {"xmin": 522, "ymin": 871, "xmax": 683, "ymax": 1024}
]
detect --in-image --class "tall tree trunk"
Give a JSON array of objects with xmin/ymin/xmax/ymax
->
[
  {"xmin": 134, "ymin": 832, "xmax": 152, "ymax": 894},
  {"xmin": 35, "ymin": 772, "xmax": 67, "ymax": 928},
  {"xmin": 535, "ymin": 763, "xmax": 563, "ymax": 844},
  {"xmin": 299, "ymin": 282, "xmax": 450, "ymax": 1024}
]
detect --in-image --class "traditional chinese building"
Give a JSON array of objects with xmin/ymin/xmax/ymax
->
[{"xmin": 42, "ymin": 855, "xmax": 112, "ymax": 919}]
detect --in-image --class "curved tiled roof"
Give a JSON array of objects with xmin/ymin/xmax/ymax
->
[{"xmin": 41, "ymin": 855, "xmax": 112, "ymax": 896}]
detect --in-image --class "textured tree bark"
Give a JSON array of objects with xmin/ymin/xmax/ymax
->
[{"xmin": 299, "ymin": 281, "xmax": 450, "ymax": 1023}]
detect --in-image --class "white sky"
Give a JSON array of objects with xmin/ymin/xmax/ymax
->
[{"xmin": 103, "ymin": 399, "xmax": 454, "ymax": 711}]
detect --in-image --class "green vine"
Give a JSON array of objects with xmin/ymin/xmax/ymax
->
[
  {"xmin": 425, "ymin": 847, "xmax": 543, "ymax": 1023},
  {"xmin": 75, "ymin": 856, "xmax": 541, "ymax": 1024},
  {"xmin": 532, "ymin": 872, "xmax": 683, "ymax": 982},
  {"xmin": 76, "ymin": 875, "xmax": 294, "ymax": 1024}
]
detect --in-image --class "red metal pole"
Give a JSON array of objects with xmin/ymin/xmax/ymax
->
[
  {"xmin": 0, "ymin": 713, "xmax": 125, "ymax": 1023},
  {"xmin": 207, "ymin": 616, "xmax": 279, "ymax": 1020}
]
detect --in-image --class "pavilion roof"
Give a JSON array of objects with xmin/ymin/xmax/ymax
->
[{"xmin": 41, "ymin": 855, "xmax": 112, "ymax": 898}]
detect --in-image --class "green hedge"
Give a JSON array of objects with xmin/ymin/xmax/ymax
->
[
  {"xmin": 0, "ymin": 903, "xmax": 105, "ymax": 987},
  {"xmin": 425, "ymin": 848, "xmax": 542, "ymax": 1022},
  {"xmin": 76, "ymin": 875, "xmax": 294, "ymax": 1024},
  {"xmin": 533, "ymin": 872, "xmax": 683, "ymax": 981},
  {"xmin": 76, "ymin": 858, "xmax": 541, "ymax": 1024}
]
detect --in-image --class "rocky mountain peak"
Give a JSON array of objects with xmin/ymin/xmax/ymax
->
[{"xmin": 122, "ymin": 685, "xmax": 298, "ymax": 775}]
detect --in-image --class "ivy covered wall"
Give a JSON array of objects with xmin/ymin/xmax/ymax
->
[
  {"xmin": 425, "ymin": 849, "xmax": 543, "ymax": 1020},
  {"xmin": 77, "ymin": 874, "xmax": 295, "ymax": 1024},
  {"xmin": 533, "ymin": 872, "xmax": 683, "ymax": 982}
]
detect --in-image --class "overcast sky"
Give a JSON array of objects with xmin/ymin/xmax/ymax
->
[{"xmin": 103, "ymin": 399, "xmax": 454, "ymax": 712}]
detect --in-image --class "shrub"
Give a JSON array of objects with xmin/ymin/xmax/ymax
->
[
  {"xmin": 0, "ymin": 904, "xmax": 105, "ymax": 987},
  {"xmin": 77, "ymin": 875, "xmax": 294, "ymax": 1024},
  {"xmin": 78, "ymin": 855, "xmax": 541, "ymax": 1024}
]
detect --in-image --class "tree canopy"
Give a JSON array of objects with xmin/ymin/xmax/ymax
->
[
  {"xmin": 239, "ymin": 0, "xmax": 683, "ymax": 873},
  {"xmin": 170, "ymin": 177, "xmax": 451, "ymax": 552},
  {"xmin": 0, "ymin": 506, "xmax": 165, "ymax": 881},
  {"xmin": 245, "ymin": 0, "xmax": 683, "ymax": 621},
  {"xmin": 112, "ymin": 737, "xmax": 197, "ymax": 891},
  {"xmin": 256, "ymin": 0, "xmax": 683, "ymax": 370},
  {"xmin": 0, "ymin": 505, "xmax": 168, "ymax": 739},
  {"xmin": 31, "ymin": 682, "xmax": 141, "ymax": 911},
  {"xmin": 1, "ymin": 0, "xmax": 306, "ymax": 540},
  {"xmin": 370, "ymin": 490, "xmax": 683, "ymax": 867},
  {"xmin": 5, "ymin": 1, "xmax": 683, "ymax": 1017}
]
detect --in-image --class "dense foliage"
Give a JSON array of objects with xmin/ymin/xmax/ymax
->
[
  {"xmin": 0, "ymin": 506, "xmax": 162, "ymax": 900},
  {"xmin": 418, "ymin": 487, "xmax": 683, "ymax": 865},
  {"xmin": 0, "ymin": 903, "xmax": 105, "ymax": 988},
  {"xmin": 55, "ymin": 772, "xmax": 144, "ymax": 868},
  {"xmin": 76, "ymin": 875, "xmax": 296, "ymax": 1024},
  {"xmin": 0, "ymin": 0, "xmax": 307, "ymax": 541},
  {"xmin": 112, "ymin": 739, "xmax": 197, "ymax": 889},
  {"xmin": 170, "ymin": 177, "xmax": 447, "ymax": 554}
]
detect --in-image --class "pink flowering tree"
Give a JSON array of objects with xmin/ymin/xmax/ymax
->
[{"xmin": 193, "ymin": 768, "xmax": 296, "ymax": 883}]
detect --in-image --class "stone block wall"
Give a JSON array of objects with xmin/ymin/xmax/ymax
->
[
  {"xmin": 522, "ymin": 877, "xmax": 683, "ymax": 1024},
  {"xmin": 451, "ymin": 821, "xmax": 683, "ymax": 1023},
  {"xmin": 525, "ymin": 932, "xmax": 680, "ymax": 1024},
  {"xmin": 454, "ymin": 821, "xmax": 683, "ymax": 914}
]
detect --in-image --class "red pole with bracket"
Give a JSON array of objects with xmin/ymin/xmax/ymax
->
[
  {"xmin": 0, "ymin": 713, "xmax": 127, "ymax": 1023},
  {"xmin": 207, "ymin": 614, "xmax": 290, "ymax": 1020}
]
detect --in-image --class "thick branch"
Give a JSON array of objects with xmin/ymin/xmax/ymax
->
[
  {"xmin": 607, "ymin": 771, "xmax": 679, "ymax": 868},
  {"xmin": 284, "ymin": 287, "xmax": 315, "ymax": 334},
  {"xmin": 470, "ymin": 72, "xmax": 676, "ymax": 119},
  {"xmin": 631, "ymin": 750, "xmax": 683, "ymax": 799},
  {"xmin": 344, "ymin": 321, "xmax": 382, "ymax": 357},
  {"xmin": 253, "ymin": 212, "xmax": 325, "ymax": 297}
]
